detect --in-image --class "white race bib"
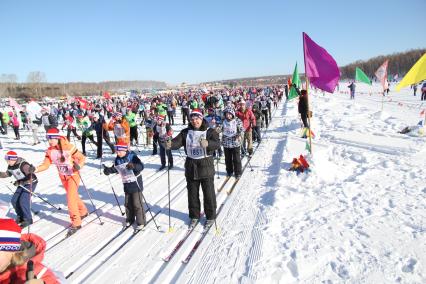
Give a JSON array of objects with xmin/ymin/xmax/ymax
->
[
  {"xmin": 51, "ymin": 150, "xmax": 73, "ymax": 176},
  {"xmin": 186, "ymin": 130, "xmax": 207, "ymax": 159},
  {"xmin": 114, "ymin": 124, "xmax": 126, "ymax": 138},
  {"xmin": 223, "ymin": 119, "xmax": 237, "ymax": 137},
  {"xmin": 115, "ymin": 163, "xmax": 137, "ymax": 184}
]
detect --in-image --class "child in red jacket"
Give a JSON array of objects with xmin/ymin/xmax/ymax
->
[{"xmin": 0, "ymin": 219, "xmax": 60, "ymax": 284}]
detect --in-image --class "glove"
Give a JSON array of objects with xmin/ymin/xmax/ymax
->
[
  {"xmin": 215, "ymin": 127, "xmax": 222, "ymax": 134},
  {"xmin": 165, "ymin": 139, "xmax": 172, "ymax": 150},
  {"xmin": 13, "ymin": 180, "xmax": 20, "ymax": 187},
  {"xmin": 126, "ymin": 162, "xmax": 134, "ymax": 170},
  {"xmin": 28, "ymin": 165, "xmax": 36, "ymax": 174},
  {"xmin": 200, "ymin": 138, "xmax": 208, "ymax": 148},
  {"xmin": 103, "ymin": 165, "xmax": 113, "ymax": 176},
  {"xmin": 73, "ymin": 162, "xmax": 81, "ymax": 171}
]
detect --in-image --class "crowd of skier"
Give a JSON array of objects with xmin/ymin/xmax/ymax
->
[{"xmin": 0, "ymin": 85, "xmax": 285, "ymax": 283}]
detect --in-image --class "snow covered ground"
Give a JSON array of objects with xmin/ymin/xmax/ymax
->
[{"xmin": 0, "ymin": 82, "xmax": 425, "ymax": 283}]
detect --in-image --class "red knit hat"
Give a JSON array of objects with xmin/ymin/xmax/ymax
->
[
  {"xmin": 4, "ymin": 151, "xmax": 18, "ymax": 161},
  {"xmin": 46, "ymin": 128, "xmax": 62, "ymax": 140},
  {"xmin": 0, "ymin": 219, "xmax": 22, "ymax": 251},
  {"xmin": 115, "ymin": 141, "xmax": 128, "ymax": 152},
  {"xmin": 157, "ymin": 115, "xmax": 166, "ymax": 122},
  {"xmin": 190, "ymin": 109, "xmax": 203, "ymax": 119}
]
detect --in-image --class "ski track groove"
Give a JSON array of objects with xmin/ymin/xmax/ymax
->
[{"xmin": 181, "ymin": 106, "xmax": 283, "ymax": 284}]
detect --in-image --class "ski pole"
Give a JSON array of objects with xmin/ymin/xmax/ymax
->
[
  {"xmin": 216, "ymin": 153, "xmax": 220, "ymax": 179},
  {"xmin": 15, "ymin": 184, "xmax": 62, "ymax": 211},
  {"xmin": 99, "ymin": 127, "xmax": 104, "ymax": 175},
  {"xmin": 3, "ymin": 183, "xmax": 43, "ymax": 214},
  {"xmin": 167, "ymin": 152, "xmax": 172, "ymax": 232},
  {"xmin": 247, "ymin": 158, "xmax": 254, "ymax": 172},
  {"xmin": 78, "ymin": 174, "xmax": 104, "ymax": 225},
  {"xmin": 105, "ymin": 173, "xmax": 125, "ymax": 216},
  {"xmin": 135, "ymin": 179, "xmax": 160, "ymax": 230}
]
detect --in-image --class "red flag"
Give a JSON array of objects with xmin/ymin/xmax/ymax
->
[
  {"xmin": 77, "ymin": 98, "xmax": 88, "ymax": 110},
  {"xmin": 9, "ymin": 97, "xmax": 22, "ymax": 111},
  {"xmin": 103, "ymin": 91, "xmax": 111, "ymax": 99},
  {"xmin": 375, "ymin": 60, "xmax": 389, "ymax": 90}
]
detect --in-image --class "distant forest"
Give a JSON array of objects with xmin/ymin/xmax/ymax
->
[
  {"xmin": 0, "ymin": 79, "xmax": 167, "ymax": 100},
  {"xmin": 339, "ymin": 48, "xmax": 425, "ymax": 80},
  {"xmin": 205, "ymin": 48, "xmax": 425, "ymax": 86}
]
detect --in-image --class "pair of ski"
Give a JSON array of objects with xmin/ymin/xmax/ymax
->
[
  {"xmin": 162, "ymin": 216, "xmax": 214, "ymax": 264},
  {"xmin": 163, "ymin": 175, "xmax": 235, "ymax": 264},
  {"xmin": 218, "ymin": 176, "xmax": 240, "ymax": 195}
]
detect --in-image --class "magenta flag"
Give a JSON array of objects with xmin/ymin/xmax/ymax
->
[{"xmin": 303, "ymin": 32, "xmax": 340, "ymax": 93}]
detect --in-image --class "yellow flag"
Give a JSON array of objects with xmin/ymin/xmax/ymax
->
[{"xmin": 396, "ymin": 53, "xmax": 426, "ymax": 91}]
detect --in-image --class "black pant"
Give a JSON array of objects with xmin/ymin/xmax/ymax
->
[
  {"xmin": 167, "ymin": 111, "xmax": 174, "ymax": 125},
  {"xmin": 182, "ymin": 109, "xmax": 189, "ymax": 125},
  {"xmin": 301, "ymin": 114, "xmax": 309, "ymax": 128},
  {"xmin": 159, "ymin": 143, "xmax": 173, "ymax": 166},
  {"xmin": 224, "ymin": 147, "xmax": 242, "ymax": 177},
  {"xmin": 96, "ymin": 130, "xmax": 115, "ymax": 158},
  {"xmin": 66, "ymin": 128, "xmax": 81, "ymax": 141},
  {"xmin": 252, "ymin": 126, "xmax": 261, "ymax": 142},
  {"xmin": 1, "ymin": 122, "xmax": 7, "ymax": 134},
  {"xmin": 81, "ymin": 134, "xmax": 98, "ymax": 155},
  {"xmin": 187, "ymin": 177, "xmax": 216, "ymax": 220},
  {"xmin": 13, "ymin": 126, "xmax": 20, "ymax": 139},
  {"xmin": 261, "ymin": 110, "xmax": 269, "ymax": 127},
  {"xmin": 130, "ymin": 126, "xmax": 138, "ymax": 145},
  {"xmin": 422, "ymin": 92, "xmax": 426, "ymax": 101},
  {"xmin": 125, "ymin": 191, "xmax": 146, "ymax": 226}
]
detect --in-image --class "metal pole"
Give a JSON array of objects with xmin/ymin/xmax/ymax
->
[
  {"xmin": 105, "ymin": 174, "xmax": 125, "ymax": 216},
  {"xmin": 78, "ymin": 174, "xmax": 104, "ymax": 225}
]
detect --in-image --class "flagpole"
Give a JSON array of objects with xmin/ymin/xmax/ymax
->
[
  {"xmin": 302, "ymin": 32, "xmax": 313, "ymax": 155},
  {"xmin": 306, "ymin": 78, "xmax": 313, "ymax": 155}
]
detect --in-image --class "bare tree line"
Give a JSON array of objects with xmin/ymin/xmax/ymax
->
[
  {"xmin": 0, "ymin": 71, "xmax": 167, "ymax": 100},
  {"xmin": 339, "ymin": 48, "xmax": 425, "ymax": 80}
]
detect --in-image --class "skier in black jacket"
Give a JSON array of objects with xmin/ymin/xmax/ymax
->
[
  {"xmin": 0, "ymin": 151, "xmax": 37, "ymax": 227},
  {"xmin": 166, "ymin": 109, "xmax": 220, "ymax": 228},
  {"xmin": 298, "ymin": 89, "xmax": 309, "ymax": 128}
]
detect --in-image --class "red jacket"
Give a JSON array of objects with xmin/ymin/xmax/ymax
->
[
  {"xmin": 236, "ymin": 108, "xmax": 256, "ymax": 131},
  {"xmin": 0, "ymin": 234, "xmax": 59, "ymax": 284}
]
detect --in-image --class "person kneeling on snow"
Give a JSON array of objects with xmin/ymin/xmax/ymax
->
[
  {"xmin": 0, "ymin": 151, "xmax": 37, "ymax": 228},
  {"xmin": 0, "ymin": 218, "xmax": 61, "ymax": 284},
  {"xmin": 103, "ymin": 142, "xmax": 146, "ymax": 231}
]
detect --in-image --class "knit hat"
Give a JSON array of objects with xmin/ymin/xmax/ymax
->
[
  {"xmin": 157, "ymin": 115, "xmax": 166, "ymax": 122},
  {"xmin": 223, "ymin": 107, "xmax": 235, "ymax": 118},
  {"xmin": 115, "ymin": 141, "xmax": 128, "ymax": 152},
  {"xmin": 46, "ymin": 128, "xmax": 61, "ymax": 140},
  {"xmin": 4, "ymin": 151, "xmax": 18, "ymax": 161},
  {"xmin": 190, "ymin": 109, "xmax": 203, "ymax": 119},
  {"xmin": 114, "ymin": 112, "xmax": 123, "ymax": 120},
  {"xmin": 0, "ymin": 219, "xmax": 22, "ymax": 251}
]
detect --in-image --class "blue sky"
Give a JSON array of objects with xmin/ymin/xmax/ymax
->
[{"xmin": 1, "ymin": 0, "xmax": 425, "ymax": 84}]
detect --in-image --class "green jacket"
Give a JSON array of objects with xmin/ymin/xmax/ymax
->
[{"xmin": 126, "ymin": 111, "xmax": 137, "ymax": 127}]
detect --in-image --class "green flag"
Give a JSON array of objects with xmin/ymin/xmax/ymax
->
[
  {"xmin": 355, "ymin": 67, "xmax": 372, "ymax": 85},
  {"xmin": 305, "ymin": 140, "xmax": 311, "ymax": 153},
  {"xmin": 288, "ymin": 62, "xmax": 301, "ymax": 100}
]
